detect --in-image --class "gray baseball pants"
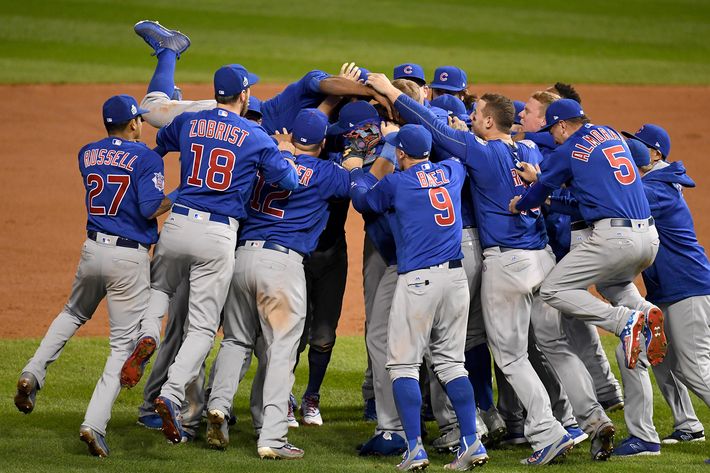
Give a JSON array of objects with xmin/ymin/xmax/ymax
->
[
  {"xmin": 362, "ymin": 234, "xmax": 387, "ymax": 403},
  {"xmin": 140, "ymin": 91, "xmax": 215, "ymax": 129}
]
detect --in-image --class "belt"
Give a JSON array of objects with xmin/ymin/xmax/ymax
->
[
  {"xmin": 462, "ymin": 225, "xmax": 477, "ymax": 230},
  {"xmin": 608, "ymin": 217, "xmax": 655, "ymax": 228},
  {"xmin": 87, "ymin": 231, "xmax": 149, "ymax": 250},
  {"xmin": 498, "ymin": 247, "xmax": 518, "ymax": 253},
  {"xmin": 570, "ymin": 221, "xmax": 590, "ymax": 231},
  {"xmin": 430, "ymin": 259, "xmax": 462, "ymax": 269},
  {"xmin": 172, "ymin": 205, "xmax": 230, "ymax": 225},
  {"xmin": 238, "ymin": 240, "xmax": 304, "ymax": 258}
]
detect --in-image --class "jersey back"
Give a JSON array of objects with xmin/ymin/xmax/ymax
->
[
  {"xmin": 261, "ymin": 70, "xmax": 330, "ymax": 135},
  {"xmin": 78, "ymin": 137, "xmax": 164, "ymax": 245}
]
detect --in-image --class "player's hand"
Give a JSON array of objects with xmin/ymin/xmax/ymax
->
[
  {"xmin": 341, "ymin": 155, "xmax": 364, "ymax": 171},
  {"xmin": 515, "ymin": 161, "xmax": 540, "ymax": 183},
  {"xmin": 509, "ymin": 195, "xmax": 523, "ymax": 214},
  {"xmin": 380, "ymin": 121, "xmax": 400, "ymax": 137},
  {"xmin": 366, "ymin": 73, "xmax": 394, "ymax": 96},
  {"xmin": 449, "ymin": 116, "xmax": 469, "ymax": 131},
  {"xmin": 339, "ymin": 62, "xmax": 361, "ymax": 83},
  {"xmin": 278, "ymin": 140, "xmax": 296, "ymax": 154},
  {"xmin": 273, "ymin": 128, "xmax": 292, "ymax": 143}
]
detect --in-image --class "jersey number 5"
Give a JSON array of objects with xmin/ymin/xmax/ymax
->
[
  {"xmin": 429, "ymin": 188, "xmax": 455, "ymax": 226},
  {"xmin": 87, "ymin": 173, "xmax": 130, "ymax": 216},
  {"xmin": 186, "ymin": 144, "xmax": 235, "ymax": 191},
  {"xmin": 603, "ymin": 145, "xmax": 637, "ymax": 185}
]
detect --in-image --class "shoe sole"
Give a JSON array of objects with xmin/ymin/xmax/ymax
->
[
  {"xmin": 592, "ymin": 425, "xmax": 615, "ymax": 461},
  {"xmin": 136, "ymin": 419, "xmax": 162, "ymax": 430},
  {"xmin": 301, "ymin": 417, "xmax": 323, "ymax": 426},
  {"xmin": 257, "ymin": 446, "xmax": 304, "ymax": 460},
  {"xmin": 206, "ymin": 410, "xmax": 228, "ymax": 450},
  {"xmin": 623, "ymin": 313, "xmax": 645, "ymax": 369},
  {"xmin": 646, "ymin": 307, "xmax": 667, "ymax": 366},
  {"xmin": 487, "ymin": 426, "xmax": 506, "ymax": 446},
  {"xmin": 662, "ymin": 436, "xmax": 705, "ymax": 444},
  {"xmin": 154, "ymin": 398, "xmax": 182, "ymax": 444},
  {"xmin": 79, "ymin": 429, "xmax": 109, "ymax": 458},
  {"xmin": 445, "ymin": 454, "xmax": 489, "ymax": 470},
  {"xmin": 134, "ymin": 21, "xmax": 190, "ymax": 56},
  {"xmin": 398, "ymin": 459, "xmax": 430, "ymax": 471},
  {"xmin": 120, "ymin": 338, "xmax": 156, "ymax": 388},
  {"xmin": 14, "ymin": 377, "xmax": 35, "ymax": 414},
  {"xmin": 603, "ymin": 402, "xmax": 624, "ymax": 413},
  {"xmin": 614, "ymin": 450, "xmax": 661, "ymax": 457}
]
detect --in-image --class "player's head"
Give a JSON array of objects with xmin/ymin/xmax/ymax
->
[
  {"xmin": 471, "ymin": 93, "xmax": 515, "ymax": 139},
  {"xmin": 291, "ymin": 108, "xmax": 329, "ymax": 155},
  {"xmin": 539, "ymin": 98, "xmax": 589, "ymax": 144},
  {"xmin": 547, "ymin": 82, "xmax": 582, "ymax": 104},
  {"xmin": 520, "ymin": 91, "xmax": 560, "ymax": 133},
  {"xmin": 393, "ymin": 63, "xmax": 429, "ymax": 102},
  {"xmin": 431, "ymin": 95, "xmax": 471, "ymax": 128},
  {"xmin": 102, "ymin": 94, "xmax": 149, "ymax": 139},
  {"xmin": 214, "ymin": 64, "xmax": 259, "ymax": 116},
  {"xmin": 622, "ymin": 124, "xmax": 671, "ymax": 163},
  {"xmin": 245, "ymin": 96, "xmax": 263, "ymax": 124},
  {"xmin": 430, "ymin": 66, "xmax": 467, "ymax": 100},
  {"xmin": 393, "ymin": 79, "xmax": 424, "ymax": 105},
  {"xmin": 384, "ymin": 124, "xmax": 432, "ymax": 169},
  {"xmin": 626, "ymin": 138, "xmax": 654, "ymax": 174},
  {"xmin": 327, "ymin": 100, "xmax": 380, "ymax": 136}
]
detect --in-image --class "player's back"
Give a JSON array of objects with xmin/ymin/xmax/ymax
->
[
  {"xmin": 240, "ymin": 155, "xmax": 349, "ymax": 256},
  {"xmin": 78, "ymin": 137, "xmax": 163, "ymax": 245},
  {"xmin": 562, "ymin": 124, "xmax": 650, "ymax": 222},
  {"xmin": 390, "ymin": 159, "xmax": 465, "ymax": 273},
  {"xmin": 261, "ymin": 70, "xmax": 329, "ymax": 135}
]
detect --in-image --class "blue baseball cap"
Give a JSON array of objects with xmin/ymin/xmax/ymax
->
[
  {"xmin": 327, "ymin": 100, "xmax": 380, "ymax": 135},
  {"xmin": 513, "ymin": 100, "xmax": 525, "ymax": 125},
  {"xmin": 384, "ymin": 124, "xmax": 432, "ymax": 158},
  {"xmin": 393, "ymin": 63, "xmax": 426, "ymax": 85},
  {"xmin": 430, "ymin": 95, "xmax": 470, "ymax": 124},
  {"xmin": 103, "ymin": 94, "xmax": 149, "ymax": 124},
  {"xmin": 540, "ymin": 98, "xmax": 586, "ymax": 132},
  {"xmin": 247, "ymin": 96, "xmax": 262, "ymax": 116},
  {"xmin": 214, "ymin": 64, "xmax": 259, "ymax": 97},
  {"xmin": 622, "ymin": 124, "xmax": 671, "ymax": 158},
  {"xmin": 626, "ymin": 138, "xmax": 651, "ymax": 168},
  {"xmin": 430, "ymin": 66, "xmax": 467, "ymax": 92},
  {"xmin": 357, "ymin": 68, "xmax": 370, "ymax": 83},
  {"xmin": 430, "ymin": 106, "xmax": 449, "ymax": 123},
  {"xmin": 292, "ymin": 108, "xmax": 328, "ymax": 145}
]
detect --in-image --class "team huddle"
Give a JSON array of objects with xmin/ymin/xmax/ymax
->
[{"xmin": 13, "ymin": 20, "xmax": 710, "ymax": 470}]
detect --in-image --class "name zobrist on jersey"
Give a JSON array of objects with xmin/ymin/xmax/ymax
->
[{"xmin": 188, "ymin": 116, "xmax": 250, "ymax": 146}]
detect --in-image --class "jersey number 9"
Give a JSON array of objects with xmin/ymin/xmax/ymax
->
[{"xmin": 429, "ymin": 187, "xmax": 455, "ymax": 226}]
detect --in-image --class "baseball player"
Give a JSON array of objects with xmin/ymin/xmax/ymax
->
[
  {"xmin": 204, "ymin": 109, "xmax": 350, "ymax": 459},
  {"xmin": 368, "ymin": 73, "xmax": 575, "ymax": 465},
  {"xmin": 393, "ymin": 63, "xmax": 429, "ymax": 104},
  {"xmin": 125, "ymin": 64, "xmax": 299, "ymax": 445},
  {"xmin": 14, "ymin": 95, "xmax": 170, "ymax": 457},
  {"xmin": 611, "ymin": 131, "xmax": 708, "ymax": 456},
  {"xmin": 344, "ymin": 123, "xmax": 488, "ymax": 471}
]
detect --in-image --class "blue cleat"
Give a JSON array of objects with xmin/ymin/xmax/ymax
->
[
  {"xmin": 502, "ymin": 431, "xmax": 528, "ymax": 446},
  {"xmin": 520, "ymin": 433, "xmax": 574, "ymax": 465},
  {"xmin": 620, "ymin": 311, "xmax": 645, "ymax": 369},
  {"xmin": 358, "ymin": 431, "xmax": 407, "ymax": 456},
  {"xmin": 444, "ymin": 437, "xmax": 488, "ymax": 470},
  {"xmin": 364, "ymin": 397, "xmax": 378, "ymax": 421},
  {"xmin": 397, "ymin": 438, "xmax": 429, "ymax": 471},
  {"xmin": 137, "ymin": 413, "xmax": 162, "ymax": 430},
  {"xmin": 612, "ymin": 436, "xmax": 660, "ymax": 456},
  {"xmin": 154, "ymin": 395, "xmax": 184, "ymax": 444},
  {"xmin": 79, "ymin": 425, "xmax": 110, "ymax": 458},
  {"xmin": 134, "ymin": 20, "xmax": 191, "ymax": 58},
  {"xmin": 565, "ymin": 425, "xmax": 589, "ymax": 445},
  {"xmin": 662, "ymin": 429, "xmax": 705, "ymax": 444},
  {"xmin": 600, "ymin": 396, "xmax": 624, "ymax": 413}
]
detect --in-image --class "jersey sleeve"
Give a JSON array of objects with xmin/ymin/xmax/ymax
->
[
  {"xmin": 349, "ymin": 169, "xmax": 395, "ymax": 214},
  {"xmin": 136, "ymin": 149, "xmax": 166, "ymax": 218},
  {"xmin": 317, "ymin": 161, "xmax": 351, "ymax": 200},
  {"xmin": 156, "ymin": 112, "xmax": 191, "ymax": 154},
  {"xmin": 256, "ymin": 130, "xmax": 297, "ymax": 186},
  {"xmin": 538, "ymin": 147, "xmax": 573, "ymax": 189},
  {"xmin": 301, "ymin": 70, "xmax": 330, "ymax": 95}
]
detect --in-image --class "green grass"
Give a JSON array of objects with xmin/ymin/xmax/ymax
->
[
  {"xmin": 0, "ymin": 0, "xmax": 708, "ymax": 85},
  {"xmin": 1, "ymin": 335, "xmax": 708, "ymax": 472}
]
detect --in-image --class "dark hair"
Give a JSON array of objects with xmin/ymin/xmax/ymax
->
[
  {"xmin": 104, "ymin": 119, "xmax": 132, "ymax": 135},
  {"xmin": 244, "ymin": 111, "xmax": 262, "ymax": 122},
  {"xmin": 480, "ymin": 93, "xmax": 514, "ymax": 133},
  {"xmin": 565, "ymin": 116, "xmax": 591, "ymax": 127},
  {"xmin": 553, "ymin": 82, "xmax": 582, "ymax": 104},
  {"xmin": 215, "ymin": 94, "xmax": 239, "ymax": 105}
]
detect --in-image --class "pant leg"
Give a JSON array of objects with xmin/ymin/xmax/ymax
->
[
  {"xmin": 495, "ymin": 365, "xmax": 525, "ymax": 433},
  {"xmin": 362, "ymin": 234, "xmax": 387, "ymax": 402},
  {"xmin": 251, "ymin": 336, "xmax": 267, "ymax": 432},
  {"xmin": 140, "ymin": 91, "xmax": 217, "ymax": 129},
  {"xmin": 651, "ymin": 346, "xmax": 703, "ymax": 433},
  {"xmin": 616, "ymin": 343, "xmax": 659, "ymax": 443}
]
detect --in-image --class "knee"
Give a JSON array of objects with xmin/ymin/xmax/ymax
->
[
  {"xmin": 539, "ymin": 282, "xmax": 556, "ymax": 302},
  {"xmin": 388, "ymin": 365, "xmax": 419, "ymax": 383},
  {"xmin": 434, "ymin": 362, "xmax": 468, "ymax": 385}
]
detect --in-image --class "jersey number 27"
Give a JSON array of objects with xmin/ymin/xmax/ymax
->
[{"xmin": 87, "ymin": 173, "xmax": 130, "ymax": 216}]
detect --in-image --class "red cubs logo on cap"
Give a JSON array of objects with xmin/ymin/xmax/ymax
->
[
  {"xmin": 440, "ymin": 72, "xmax": 448, "ymax": 82},
  {"xmin": 403, "ymin": 65, "xmax": 413, "ymax": 74}
]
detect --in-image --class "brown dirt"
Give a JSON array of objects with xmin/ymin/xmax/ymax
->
[{"xmin": 1, "ymin": 83, "xmax": 709, "ymax": 338}]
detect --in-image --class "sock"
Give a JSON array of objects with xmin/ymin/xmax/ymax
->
[
  {"xmin": 445, "ymin": 376, "xmax": 477, "ymax": 439},
  {"xmin": 392, "ymin": 377, "xmax": 422, "ymax": 445},
  {"xmin": 465, "ymin": 343, "xmax": 494, "ymax": 411},
  {"xmin": 147, "ymin": 50, "xmax": 177, "ymax": 96},
  {"xmin": 305, "ymin": 348, "xmax": 332, "ymax": 396}
]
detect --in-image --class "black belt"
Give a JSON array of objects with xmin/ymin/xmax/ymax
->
[
  {"xmin": 238, "ymin": 240, "xmax": 304, "ymax": 257},
  {"xmin": 570, "ymin": 221, "xmax": 590, "ymax": 231},
  {"xmin": 462, "ymin": 225, "xmax": 477, "ymax": 230},
  {"xmin": 430, "ymin": 259, "xmax": 462, "ymax": 269},
  {"xmin": 87, "ymin": 231, "xmax": 149, "ymax": 250},
  {"xmin": 172, "ymin": 205, "xmax": 231, "ymax": 225},
  {"xmin": 608, "ymin": 217, "xmax": 655, "ymax": 228}
]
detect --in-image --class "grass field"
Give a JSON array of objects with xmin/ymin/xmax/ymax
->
[
  {"xmin": 1, "ymin": 335, "xmax": 708, "ymax": 473},
  {"xmin": 0, "ymin": 0, "xmax": 709, "ymax": 85}
]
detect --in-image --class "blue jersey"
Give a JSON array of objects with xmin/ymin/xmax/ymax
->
[
  {"xmin": 156, "ymin": 108, "xmax": 294, "ymax": 220},
  {"xmin": 431, "ymin": 142, "xmax": 477, "ymax": 229},
  {"xmin": 239, "ymin": 155, "xmax": 350, "ymax": 256},
  {"xmin": 394, "ymin": 94, "xmax": 547, "ymax": 250},
  {"xmin": 537, "ymin": 124, "xmax": 651, "ymax": 223},
  {"xmin": 640, "ymin": 161, "xmax": 710, "ymax": 304},
  {"xmin": 261, "ymin": 70, "xmax": 330, "ymax": 134},
  {"xmin": 351, "ymin": 159, "xmax": 465, "ymax": 273},
  {"xmin": 523, "ymin": 132, "xmax": 557, "ymax": 157},
  {"xmin": 78, "ymin": 137, "xmax": 164, "ymax": 245}
]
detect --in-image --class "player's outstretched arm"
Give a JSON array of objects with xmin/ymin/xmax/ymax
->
[{"xmin": 319, "ymin": 76, "xmax": 393, "ymax": 118}]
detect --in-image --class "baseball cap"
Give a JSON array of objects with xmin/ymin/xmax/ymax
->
[
  {"xmin": 103, "ymin": 94, "xmax": 149, "ymax": 124},
  {"xmin": 384, "ymin": 124, "xmax": 432, "ymax": 158},
  {"xmin": 513, "ymin": 100, "xmax": 525, "ymax": 125},
  {"xmin": 430, "ymin": 66, "xmax": 467, "ymax": 92},
  {"xmin": 214, "ymin": 64, "xmax": 259, "ymax": 97},
  {"xmin": 626, "ymin": 138, "xmax": 651, "ymax": 168},
  {"xmin": 327, "ymin": 100, "xmax": 380, "ymax": 135},
  {"xmin": 430, "ymin": 106, "xmax": 449, "ymax": 123},
  {"xmin": 621, "ymin": 124, "xmax": 671, "ymax": 158},
  {"xmin": 292, "ymin": 108, "xmax": 329, "ymax": 145},
  {"xmin": 357, "ymin": 68, "xmax": 370, "ymax": 83},
  {"xmin": 539, "ymin": 98, "xmax": 586, "ymax": 132},
  {"xmin": 393, "ymin": 63, "xmax": 426, "ymax": 85},
  {"xmin": 430, "ymin": 95, "xmax": 470, "ymax": 124}
]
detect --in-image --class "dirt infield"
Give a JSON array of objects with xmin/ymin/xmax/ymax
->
[{"xmin": 1, "ymin": 83, "xmax": 709, "ymax": 338}]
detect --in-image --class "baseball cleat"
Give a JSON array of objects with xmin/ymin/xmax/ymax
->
[
  {"xmin": 120, "ymin": 336, "xmax": 156, "ymax": 388},
  {"xmin": 396, "ymin": 439, "xmax": 429, "ymax": 471},
  {"xmin": 14, "ymin": 372, "xmax": 38, "ymax": 414},
  {"xmin": 363, "ymin": 397, "xmax": 377, "ymax": 421},
  {"xmin": 600, "ymin": 396, "xmax": 624, "ymax": 413},
  {"xmin": 612, "ymin": 436, "xmax": 660, "ymax": 456},
  {"xmin": 432, "ymin": 426, "xmax": 460, "ymax": 453},
  {"xmin": 520, "ymin": 433, "xmax": 573, "ymax": 466},
  {"xmin": 300, "ymin": 393, "xmax": 323, "ymax": 426},
  {"xmin": 590, "ymin": 423, "xmax": 615, "ymax": 461},
  {"xmin": 137, "ymin": 413, "xmax": 162, "ymax": 429},
  {"xmin": 565, "ymin": 425, "xmax": 589, "ymax": 445},
  {"xmin": 661, "ymin": 430, "xmax": 705, "ymax": 444},
  {"xmin": 258, "ymin": 443, "xmax": 305, "ymax": 460},
  {"xmin": 619, "ymin": 311, "xmax": 645, "ymax": 369},
  {"xmin": 479, "ymin": 406, "xmax": 506, "ymax": 446},
  {"xmin": 154, "ymin": 396, "xmax": 184, "ymax": 444},
  {"xmin": 501, "ymin": 431, "xmax": 529, "ymax": 446},
  {"xmin": 444, "ymin": 437, "xmax": 488, "ymax": 471},
  {"xmin": 644, "ymin": 305, "xmax": 667, "ymax": 366},
  {"xmin": 79, "ymin": 425, "xmax": 110, "ymax": 458},
  {"xmin": 476, "ymin": 411, "xmax": 490, "ymax": 446},
  {"xmin": 134, "ymin": 20, "xmax": 191, "ymax": 58},
  {"xmin": 358, "ymin": 431, "xmax": 407, "ymax": 456},
  {"xmin": 206, "ymin": 409, "xmax": 229, "ymax": 450},
  {"xmin": 287, "ymin": 393, "xmax": 299, "ymax": 428}
]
